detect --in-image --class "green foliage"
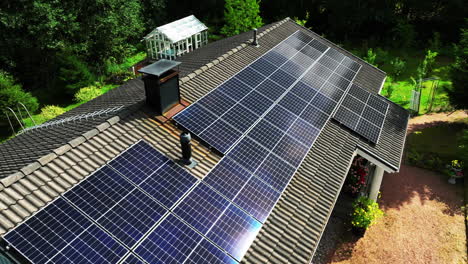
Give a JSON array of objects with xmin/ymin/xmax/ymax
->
[
  {"xmin": 74, "ymin": 85, "xmax": 103, "ymax": 102},
  {"xmin": 56, "ymin": 52, "xmax": 95, "ymax": 95},
  {"xmin": 448, "ymin": 24, "xmax": 468, "ymax": 110},
  {"xmin": 363, "ymin": 48, "xmax": 378, "ymax": 67},
  {"xmin": 294, "ymin": 11, "xmax": 310, "ymax": 28},
  {"xmin": 351, "ymin": 196, "xmax": 384, "ymax": 229},
  {"xmin": 417, "ymin": 50, "xmax": 438, "ymax": 80},
  {"xmin": 221, "ymin": 0, "xmax": 263, "ymax": 37},
  {"xmin": 0, "ymin": 71, "xmax": 39, "ymax": 122},
  {"xmin": 458, "ymin": 130, "xmax": 468, "ymax": 170},
  {"xmin": 392, "ymin": 19, "xmax": 416, "ymax": 49},
  {"xmin": 390, "ymin": 57, "xmax": 406, "ymax": 79},
  {"xmin": 39, "ymin": 105, "xmax": 65, "ymax": 120},
  {"xmin": 384, "ymin": 76, "xmax": 395, "ymax": 98},
  {"xmin": 429, "ymin": 32, "xmax": 442, "ymax": 52}
]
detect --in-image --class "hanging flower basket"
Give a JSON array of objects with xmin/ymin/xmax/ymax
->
[{"xmin": 344, "ymin": 157, "xmax": 369, "ymax": 196}]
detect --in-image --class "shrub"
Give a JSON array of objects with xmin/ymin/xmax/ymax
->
[
  {"xmin": 221, "ymin": 0, "xmax": 263, "ymax": 37},
  {"xmin": 390, "ymin": 57, "xmax": 406, "ymax": 80},
  {"xmin": 417, "ymin": 50, "xmax": 438, "ymax": 80},
  {"xmin": 74, "ymin": 85, "xmax": 103, "ymax": 102},
  {"xmin": 0, "ymin": 71, "xmax": 39, "ymax": 123},
  {"xmin": 363, "ymin": 48, "xmax": 377, "ymax": 67},
  {"xmin": 56, "ymin": 52, "xmax": 95, "ymax": 95},
  {"xmin": 351, "ymin": 196, "xmax": 384, "ymax": 229},
  {"xmin": 40, "ymin": 105, "xmax": 65, "ymax": 120}
]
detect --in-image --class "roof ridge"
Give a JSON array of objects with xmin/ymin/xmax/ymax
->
[
  {"xmin": 179, "ymin": 17, "xmax": 291, "ymax": 85},
  {"xmin": 0, "ymin": 116, "xmax": 121, "ymax": 191}
]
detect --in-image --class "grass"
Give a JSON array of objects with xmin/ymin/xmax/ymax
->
[{"xmin": 345, "ymin": 46, "xmax": 454, "ymax": 115}]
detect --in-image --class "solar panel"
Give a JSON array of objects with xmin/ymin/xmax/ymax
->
[
  {"xmin": 173, "ymin": 183, "xmax": 230, "ymax": 234},
  {"xmin": 200, "ymin": 119, "xmax": 242, "ymax": 153},
  {"xmin": 300, "ymin": 104, "xmax": 330, "ymax": 128},
  {"xmin": 255, "ymin": 79, "xmax": 286, "ymax": 101},
  {"xmin": 108, "ymin": 140, "xmax": 168, "ymax": 184},
  {"xmin": 172, "ymin": 103, "xmax": 218, "ymax": 135},
  {"xmin": 278, "ymin": 92, "xmax": 308, "ymax": 115},
  {"xmin": 120, "ymin": 254, "xmax": 145, "ymax": 264},
  {"xmin": 240, "ymin": 90, "xmax": 273, "ymax": 115},
  {"xmin": 247, "ymin": 119, "xmax": 285, "ymax": 150},
  {"xmin": 273, "ymin": 135, "xmax": 309, "ymax": 167},
  {"xmin": 290, "ymin": 81, "xmax": 318, "ymax": 102},
  {"xmin": 229, "ymin": 137, "xmax": 269, "ymax": 173},
  {"xmin": 288, "ymin": 118, "xmax": 320, "ymax": 147},
  {"xmin": 222, "ymin": 104, "xmax": 259, "ymax": 132},
  {"xmin": 217, "ymin": 77, "xmax": 252, "ymax": 101},
  {"xmin": 134, "ymin": 214, "xmax": 203, "ymax": 263},
  {"xmin": 206, "ymin": 204, "xmax": 262, "ymax": 261},
  {"xmin": 199, "ymin": 89, "xmax": 236, "ymax": 115},
  {"xmin": 269, "ymin": 68, "xmax": 297, "ymax": 88},
  {"xmin": 186, "ymin": 239, "xmax": 238, "ymax": 264},
  {"xmin": 4, "ymin": 197, "xmax": 127, "ymax": 264},
  {"xmin": 203, "ymin": 157, "xmax": 252, "ymax": 200},
  {"xmin": 333, "ymin": 84, "xmax": 389, "ymax": 144},
  {"xmin": 254, "ymin": 153, "xmax": 296, "ymax": 192},
  {"xmin": 250, "ymin": 58, "xmax": 277, "ymax": 77},
  {"xmin": 137, "ymin": 160, "xmax": 198, "ymax": 209},
  {"xmin": 264, "ymin": 104, "xmax": 297, "ymax": 131}
]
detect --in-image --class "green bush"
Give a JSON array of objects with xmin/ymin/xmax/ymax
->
[
  {"xmin": 0, "ymin": 71, "xmax": 39, "ymax": 123},
  {"xmin": 390, "ymin": 57, "xmax": 406, "ymax": 80},
  {"xmin": 56, "ymin": 52, "xmax": 95, "ymax": 95},
  {"xmin": 74, "ymin": 85, "xmax": 104, "ymax": 102},
  {"xmin": 351, "ymin": 196, "xmax": 384, "ymax": 229},
  {"xmin": 40, "ymin": 105, "xmax": 65, "ymax": 120},
  {"xmin": 221, "ymin": 0, "xmax": 263, "ymax": 37},
  {"xmin": 363, "ymin": 48, "xmax": 377, "ymax": 67}
]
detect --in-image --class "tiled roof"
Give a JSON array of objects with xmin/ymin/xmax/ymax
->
[{"xmin": 0, "ymin": 18, "xmax": 409, "ymax": 263}]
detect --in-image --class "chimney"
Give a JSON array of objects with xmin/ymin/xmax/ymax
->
[
  {"xmin": 252, "ymin": 28, "xmax": 259, "ymax": 47},
  {"xmin": 178, "ymin": 132, "xmax": 197, "ymax": 168},
  {"xmin": 138, "ymin": 59, "xmax": 182, "ymax": 115}
]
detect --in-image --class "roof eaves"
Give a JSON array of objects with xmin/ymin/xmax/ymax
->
[{"xmin": 0, "ymin": 116, "xmax": 121, "ymax": 191}]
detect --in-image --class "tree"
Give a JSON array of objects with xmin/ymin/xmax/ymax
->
[
  {"xmin": 221, "ymin": 0, "xmax": 263, "ymax": 37},
  {"xmin": 363, "ymin": 48, "xmax": 378, "ymax": 67},
  {"xmin": 389, "ymin": 57, "xmax": 406, "ymax": 80},
  {"xmin": 0, "ymin": 71, "xmax": 39, "ymax": 124},
  {"xmin": 448, "ymin": 24, "xmax": 468, "ymax": 109}
]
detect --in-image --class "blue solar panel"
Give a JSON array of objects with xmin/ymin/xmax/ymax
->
[
  {"xmin": 273, "ymin": 135, "xmax": 308, "ymax": 167},
  {"xmin": 269, "ymin": 68, "xmax": 296, "ymax": 88},
  {"xmin": 254, "ymin": 153, "xmax": 296, "ymax": 192},
  {"xmin": 255, "ymin": 79, "xmax": 286, "ymax": 101},
  {"xmin": 134, "ymin": 214, "xmax": 202, "ymax": 263},
  {"xmin": 348, "ymin": 84, "xmax": 370, "ymax": 102},
  {"xmin": 327, "ymin": 72, "xmax": 351, "ymax": 90},
  {"xmin": 293, "ymin": 31, "xmax": 314, "ymax": 43},
  {"xmin": 203, "ymin": 157, "xmax": 252, "ymax": 200},
  {"xmin": 250, "ymin": 58, "xmax": 277, "ymax": 77},
  {"xmin": 186, "ymin": 239, "xmax": 238, "ymax": 264},
  {"xmin": 199, "ymin": 89, "xmax": 237, "ymax": 116},
  {"xmin": 173, "ymin": 183, "xmax": 230, "ymax": 234},
  {"xmin": 173, "ymin": 103, "xmax": 218, "ymax": 136},
  {"xmin": 278, "ymin": 92, "xmax": 308, "ymax": 115},
  {"xmin": 222, "ymin": 104, "xmax": 259, "ymax": 132},
  {"xmin": 64, "ymin": 166, "xmax": 135, "ymax": 220},
  {"xmin": 284, "ymin": 36, "xmax": 308, "ymax": 51},
  {"xmin": 138, "ymin": 160, "xmax": 197, "ymax": 209},
  {"xmin": 121, "ymin": 254, "xmax": 146, "ymax": 264},
  {"xmin": 362, "ymin": 105, "xmax": 385, "ymax": 127},
  {"xmin": 300, "ymin": 104, "xmax": 330, "ymax": 128},
  {"xmin": 280, "ymin": 60, "xmax": 306, "ymax": 78},
  {"xmin": 217, "ymin": 77, "xmax": 252, "ymax": 101},
  {"xmin": 108, "ymin": 141, "xmax": 168, "ymax": 184},
  {"xmin": 49, "ymin": 225, "xmax": 128, "ymax": 264},
  {"xmin": 229, "ymin": 137, "xmax": 269, "ymax": 173},
  {"xmin": 300, "ymin": 72, "xmax": 326, "ymax": 90},
  {"xmin": 325, "ymin": 48, "xmax": 346, "ymax": 63},
  {"xmin": 356, "ymin": 118, "xmax": 381, "ymax": 143},
  {"xmin": 97, "ymin": 188, "xmax": 166, "ymax": 247},
  {"xmin": 264, "ymin": 105, "xmax": 296, "ymax": 131},
  {"xmin": 341, "ymin": 93, "xmax": 365, "ymax": 114},
  {"xmin": 367, "ymin": 94, "xmax": 389, "ymax": 114},
  {"xmin": 320, "ymin": 83, "xmax": 345, "ymax": 101},
  {"xmin": 247, "ymin": 119, "xmax": 284, "ymax": 150},
  {"xmin": 263, "ymin": 50, "xmax": 288, "ymax": 66},
  {"xmin": 200, "ymin": 119, "xmax": 242, "ymax": 153},
  {"xmin": 308, "ymin": 63, "xmax": 333, "ymax": 81},
  {"xmin": 309, "ymin": 39, "xmax": 328, "ymax": 52},
  {"xmin": 240, "ymin": 90, "xmax": 273, "ymax": 116},
  {"xmin": 288, "ymin": 118, "xmax": 320, "ymax": 147},
  {"xmin": 335, "ymin": 64, "xmax": 357, "ymax": 81},
  {"xmin": 236, "ymin": 67, "xmax": 266, "ymax": 88},
  {"xmin": 300, "ymin": 45, "xmax": 322, "ymax": 60},
  {"xmin": 4, "ymin": 197, "xmax": 92, "ymax": 264},
  {"xmin": 311, "ymin": 92, "xmax": 337, "ymax": 114},
  {"xmin": 233, "ymin": 176, "xmax": 281, "ymax": 223},
  {"xmin": 318, "ymin": 55, "xmax": 339, "ymax": 71},
  {"xmin": 290, "ymin": 81, "xmax": 318, "ymax": 102},
  {"xmin": 206, "ymin": 204, "xmax": 262, "ymax": 261},
  {"xmin": 341, "ymin": 56, "xmax": 361, "ymax": 72},
  {"xmin": 334, "ymin": 106, "xmax": 360, "ymax": 129}
]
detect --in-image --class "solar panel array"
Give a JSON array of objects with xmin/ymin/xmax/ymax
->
[
  {"xmin": 173, "ymin": 31, "xmax": 361, "ymax": 154},
  {"xmin": 333, "ymin": 84, "xmax": 389, "ymax": 143},
  {"xmin": 3, "ymin": 141, "xmax": 242, "ymax": 264},
  {"xmin": 3, "ymin": 30, "xmax": 389, "ymax": 264}
]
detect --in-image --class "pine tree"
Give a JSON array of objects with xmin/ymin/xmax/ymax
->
[{"xmin": 221, "ymin": 0, "xmax": 263, "ymax": 37}]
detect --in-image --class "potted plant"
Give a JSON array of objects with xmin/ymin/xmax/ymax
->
[
  {"xmin": 345, "ymin": 157, "xmax": 369, "ymax": 197},
  {"xmin": 446, "ymin": 160, "xmax": 464, "ymax": 184},
  {"xmin": 351, "ymin": 196, "xmax": 384, "ymax": 236}
]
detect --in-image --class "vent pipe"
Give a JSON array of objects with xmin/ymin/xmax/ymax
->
[
  {"xmin": 178, "ymin": 132, "xmax": 197, "ymax": 168},
  {"xmin": 252, "ymin": 28, "xmax": 259, "ymax": 47}
]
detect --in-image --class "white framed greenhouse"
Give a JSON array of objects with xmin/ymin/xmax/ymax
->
[{"xmin": 143, "ymin": 15, "xmax": 208, "ymax": 60}]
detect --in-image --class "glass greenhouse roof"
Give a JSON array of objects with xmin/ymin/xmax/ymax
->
[{"xmin": 145, "ymin": 15, "xmax": 208, "ymax": 43}]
